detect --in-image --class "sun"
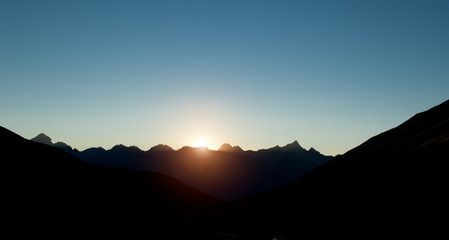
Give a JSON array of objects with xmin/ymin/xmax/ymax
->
[{"xmin": 193, "ymin": 138, "xmax": 209, "ymax": 148}]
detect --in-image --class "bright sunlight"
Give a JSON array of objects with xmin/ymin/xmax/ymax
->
[{"xmin": 192, "ymin": 137, "xmax": 209, "ymax": 148}]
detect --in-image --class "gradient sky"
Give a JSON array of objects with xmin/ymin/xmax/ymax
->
[{"xmin": 1, "ymin": 0, "xmax": 448, "ymax": 155}]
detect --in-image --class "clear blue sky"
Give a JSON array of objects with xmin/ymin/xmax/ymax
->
[{"xmin": 1, "ymin": 0, "xmax": 448, "ymax": 155}]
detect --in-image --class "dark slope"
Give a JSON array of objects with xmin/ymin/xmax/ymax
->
[
  {"xmin": 217, "ymin": 99, "xmax": 449, "ymax": 239},
  {"xmin": 1, "ymin": 127, "xmax": 222, "ymax": 238}
]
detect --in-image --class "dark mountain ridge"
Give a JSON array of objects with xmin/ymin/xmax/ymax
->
[
  {"xmin": 149, "ymin": 143, "xmax": 175, "ymax": 152},
  {"xmin": 3, "ymin": 98, "xmax": 448, "ymax": 238},
  {"xmin": 31, "ymin": 137, "xmax": 332, "ymax": 200},
  {"xmin": 218, "ymin": 143, "xmax": 244, "ymax": 152},
  {"xmin": 281, "ymin": 140, "xmax": 305, "ymax": 151},
  {"xmin": 215, "ymin": 99, "xmax": 449, "ymax": 238}
]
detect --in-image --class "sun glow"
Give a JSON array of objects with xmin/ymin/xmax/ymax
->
[{"xmin": 192, "ymin": 137, "xmax": 209, "ymax": 148}]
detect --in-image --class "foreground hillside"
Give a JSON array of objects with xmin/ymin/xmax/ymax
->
[
  {"xmin": 1, "ymin": 126, "xmax": 222, "ymax": 238},
  {"xmin": 216, "ymin": 99, "xmax": 449, "ymax": 238}
]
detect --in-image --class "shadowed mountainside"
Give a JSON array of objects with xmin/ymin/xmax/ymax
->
[
  {"xmin": 32, "ymin": 136, "xmax": 331, "ymax": 200},
  {"xmin": 214, "ymin": 99, "xmax": 449, "ymax": 239},
  {"xmin": 1, "ymin": 126, "xmax": 223, "ymax": 238}
]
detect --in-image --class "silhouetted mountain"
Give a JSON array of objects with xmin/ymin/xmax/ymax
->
[
  {"xmin": 39, "ymin": 138, "xmax": 331, "ymax": 200},
  {"xmin": 53, "ymin": 141, "xmax": 73, "ymax": 151},
  {"xmin": 265, "ymin": 144, "xmax": 281, "ymax": 151},
  {"xmin": 29, "ymin": 132, "xmax": 331, "ymax": 200},
  {"xmin": 1, "ymin": 126, "xmax": 222, "ymax": 238},
  {"xmin": 149, "ymin": 144, "xmax": 174, "ymax": 152},
  {"xmin": 281, "ymin": 140, "xmax": 305, "ymax": 151},
  {"xmin": 218, "ymin": 143, "xmax": 243, "ymax": 152},
  {"xmin": 261, "ymin": 140, "xmax": 307, "ymax": 152},
  {"xmin": 216, "ymin": 99, "xmax": 449, "ymax": 238},
  {"xmin": 307, "ymin": 147, "xmax": 319, "ymax": 154},
  {"xmin": 14, "ymin": 99, "xmax": 449, "ymax": 238},
  {"xmin": 31, "ymin": 133, "xmax": 74, "ymax": 152},
  {"xmin": 30, "ymin": 133, "xmax": 52, "ymax": 145}
]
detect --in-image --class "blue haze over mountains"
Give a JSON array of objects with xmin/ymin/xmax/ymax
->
[{"xmin": 30, "ymin": 135, "xmax": 331, "ymax": 200}]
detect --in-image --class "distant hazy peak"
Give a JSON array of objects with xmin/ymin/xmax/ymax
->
[
  {"xmin": 149, "ymin": 144, "xmax": 174, "ymax": 152},
  {"xmin": 308, "ymin": 147, "xmax": 320, "ymax": 154},
  {"xmin": 218, "ymin": 143, "xmax": 243, "ymax": 152},
  {"xmin": 54, "ymin": 141, "xmax": 73, "ymax": 151},
  {"xmin": 84, "ymin": 147, "xmax": 106, "ymax": 152},
  {"xmin": 54, "ymin": 141, "xmax": 69, "ymax": 147},
  {"xmin": 282, "ymin": 140, "xmax": 305, "ymax": 151},
  {"xmin": 266, "ymin": 145, "xmax": 281, "ymax": 151},
  {"xmin": 179, "ymin": 146, "xmax": 194, "ymax": 151},
  {"xmin": 31, "ymin": 133, "xmax": 52, "ymax": 145},
  {"xmin": 111, "ymin": 144, "xmax": 141, "ymax": 151}
]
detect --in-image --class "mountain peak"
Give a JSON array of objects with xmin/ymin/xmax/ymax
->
[
  {"xmin": 111, "ymin": 144, "xmax": 141, "ymax": 152},
  {"xmin": 31, "ymin": 133, "xmax": 53, "ymax": 145},
  {"xmin": 218, "ymin": 143, "xmax": 243, "ymax": 152},
  {"xmin": 149, "ymin": 144, "xmax": 174, "ymax": 152},
  {"xmin": 54, "ymin": 141, "xmax": 73, "ymax": 151},
  {"xmin": 308, "ymin": 147, "xmax": 320, "ymax": 154},
  {"xmin": 282, "ymin": 140, "xmax": 305, "ymax": 151}
]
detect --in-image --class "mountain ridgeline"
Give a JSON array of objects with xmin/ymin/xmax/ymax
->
[
  {"xmin": 30, "ymin": 136, "xmax": 332, "ymax": 200},
  {"xmin": 3, "ymin": 98, "xmax": 448, "ymax": 238}
]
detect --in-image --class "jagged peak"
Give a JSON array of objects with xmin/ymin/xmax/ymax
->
[
  {"xmin": 84, "ymin": 146, "xmax": 106, "ymax": 152},
  {"xmin": 31, "ymin": 133, "xmax": 53, "ymax": 145},
  {"xmin": 308, "ymin": 147, "xmax": 320, "ymax": 154},
  {"xmin": 282, "ymin": 140, "xmax": 305, "ymax": 151},
  {"xmin": 111, "ymin": 144, "xmax": 141, "ymax": 151},
  {"xmin": 218, "ymin": 143, "xmax": 243, "ymax": 152},
  {"xmin": 266, "ymin": 145, "xmax": 281, "ymax": 151}
]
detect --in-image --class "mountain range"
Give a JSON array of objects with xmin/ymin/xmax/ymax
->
[
  {"xmin": 2, "ymin": 126, "xmax": 224, "ymax": 238},
  {"xmin": 2, "ymin": 98, "xmax": 448, "ymax": 238},
  {"xmin": 30, "ymin": 135, "xmax": 332, "ymax": 200}
]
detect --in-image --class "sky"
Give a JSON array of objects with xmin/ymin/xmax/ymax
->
[{"xmin": 1, "ymin": 0, "xmax": 448, "ymax": 155}]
